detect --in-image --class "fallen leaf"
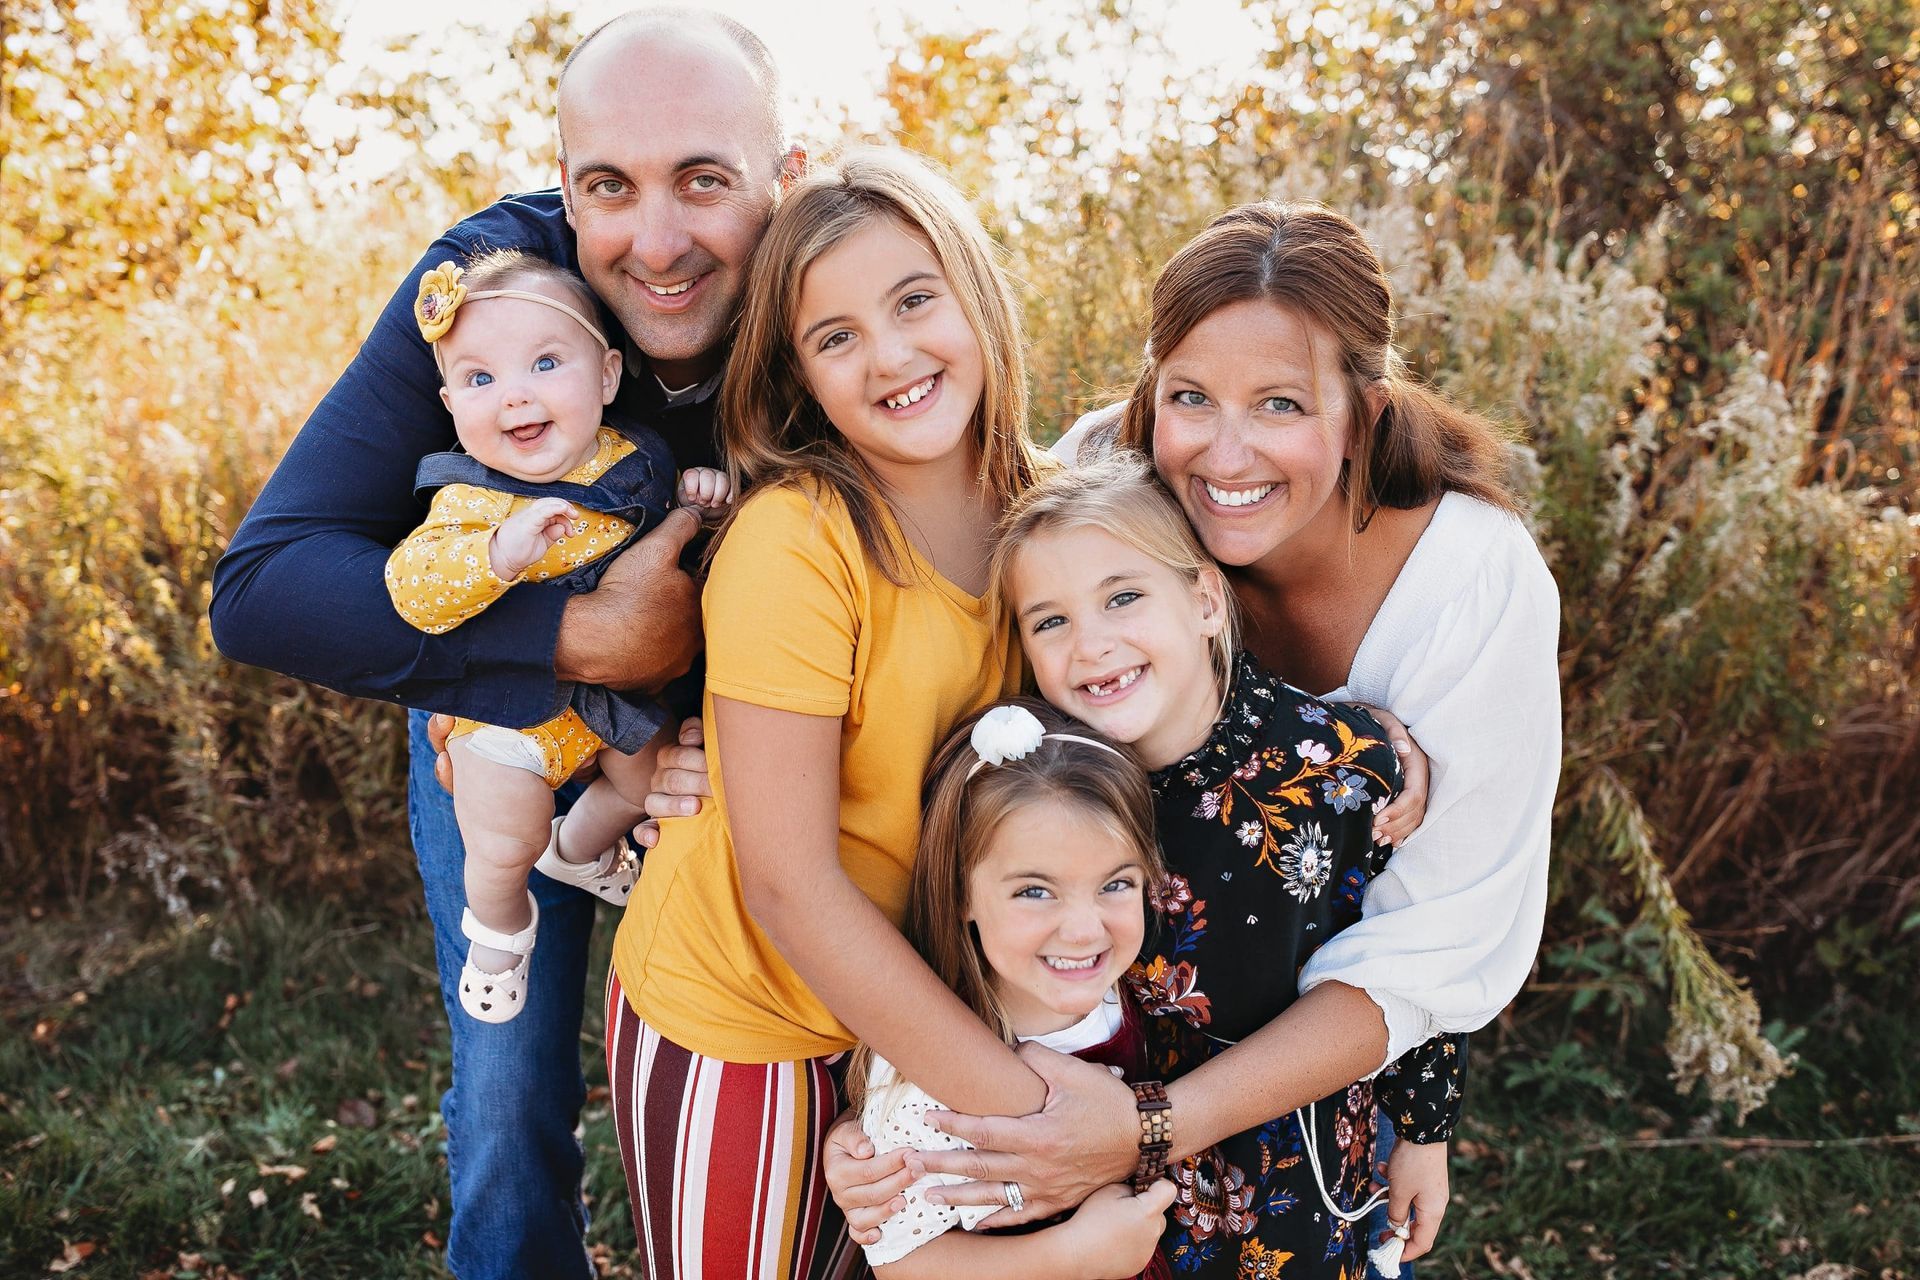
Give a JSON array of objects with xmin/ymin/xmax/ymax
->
[
  {"xmin": 219, "ymin": 1177, "xmax": 236, "ymax": 1197},
  {"xmin": 46, "ymin": 1240, "xmax": 97, "ymax": 1273},
  {"xmin": 310, "ymin": 1134, "xmax": 338, "ymax": 1155},
  {"xmin": 248, "ymin": 1188, "xmax": 268, "ymax": 1209},
  {"xmin": 299, "ymin": 1192, "xmax": 323, "ymax": 1223},
  {"xmin": 275, "ymin": 1057, "xmax": 301, "ymax": 1081},
  {"xmin": 423, "ymin": 1230, "xmax": 443, "ymax": 1248},
  {"xmin": 257, "ymin": 1163, "xmax": 307, "ymax": 1181},
  {"xmin": 335, "ymin": 1098, "xmax": 377, "ymax": 1129}
]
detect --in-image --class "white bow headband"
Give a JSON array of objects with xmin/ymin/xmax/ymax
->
[{"xmin": 966, "ymin": 705, "xmax": 1126, "ymax": 779}]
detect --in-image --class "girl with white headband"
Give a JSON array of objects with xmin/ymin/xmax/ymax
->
[
  {"xmin": 385, "ymin": 249, "xmax": 731, "ymax": 1023},
  {"xmin": 844, "ymin": 699, "xmax": 1175, "ymax": 1277}
]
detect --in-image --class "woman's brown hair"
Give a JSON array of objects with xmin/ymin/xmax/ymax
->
[
  {"xmin": 844, "ymin": 699, "xmax": 1161, "ymax": 1113},
  {"xmin": 718, "ymin": 148, "xmax": 1044, "ymax": 583},
  {"xmin": 1118, "ymin": 201, "xmax": 1519, "ymax": 529}
]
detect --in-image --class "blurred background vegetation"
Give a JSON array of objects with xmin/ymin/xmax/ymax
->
[{"xmin": 4, "ymin": 0, "xmax": 1916, "ymax": 1274}]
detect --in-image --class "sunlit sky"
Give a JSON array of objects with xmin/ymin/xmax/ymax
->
[{"xmin": 335, "ymin": 0, "xmax": 1274, "ymax": 136}]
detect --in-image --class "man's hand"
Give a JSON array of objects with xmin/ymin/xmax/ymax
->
[{"xmin": 554, "ymin": 507, "xmax": 702, "ymax": 691}]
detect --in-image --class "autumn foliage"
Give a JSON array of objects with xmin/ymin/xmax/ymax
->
[{"xmin": 4, "ymin": 0, "xmax": 1915, "ymax": 1120}]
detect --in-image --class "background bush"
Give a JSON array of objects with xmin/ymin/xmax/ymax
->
[{"xmin": 5, "ymin": 0, "xmax": 1915, "ymax": 1125}]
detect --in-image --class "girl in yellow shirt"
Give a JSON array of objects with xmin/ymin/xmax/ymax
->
[{"xmin": 606, "ymin": 150, "xmax": 1157, "ymax": 1279}]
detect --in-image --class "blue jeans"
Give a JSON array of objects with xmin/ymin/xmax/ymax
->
[
  {"xmin": 1365, "ymin": 1108, "xmax": 1416, "ymax": 1279},
  {"xmin": 408, "ymin": 710, "xmax": 599, "ymax": 1280}
]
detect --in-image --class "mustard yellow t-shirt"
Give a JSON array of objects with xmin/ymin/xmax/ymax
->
[{"xmin": 614, "ymin": 481, "xmax": 1020, "ymax": 1063}]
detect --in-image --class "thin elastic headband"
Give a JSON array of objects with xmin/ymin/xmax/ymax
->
[{"xmin": 414, "ymin": 261, "xmax": 609, "ymax": 378}]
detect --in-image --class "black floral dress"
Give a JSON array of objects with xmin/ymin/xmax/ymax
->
[{"xmin": 1125, "ymin": 653, "xmax": 1465, "ymax": 1279}]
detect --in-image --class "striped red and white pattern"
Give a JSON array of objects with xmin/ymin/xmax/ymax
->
[{"xmin": 606, "ymin": 970, "xmax": 863, "ymax": 1280}]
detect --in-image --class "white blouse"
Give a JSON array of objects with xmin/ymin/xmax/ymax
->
[{"xmin": 1055, "ymin": 415, "xmax": 1561, "ymax": 1068}]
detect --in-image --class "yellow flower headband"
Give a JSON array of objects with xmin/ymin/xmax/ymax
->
[{"xmin": 414, "ymin": 262, "xmax": 610, "ymax": 375}]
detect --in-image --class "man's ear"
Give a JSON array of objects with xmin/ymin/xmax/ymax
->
[
  {"xmin": 601, "ymin": 345, "xmax": 622, "ymax": 404},
  {"xmin": 777, "ymin": 144, "xmax": 808, "ymax": 195},
  {"xmin": 1195, "ymin": 566, "xmax": 1229, "ymax": 639},
  {"xmin": 559, "ymin": 157, "xmax": 577, "ymax": 228}
]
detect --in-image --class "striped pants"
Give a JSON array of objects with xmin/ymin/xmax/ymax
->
[{"xmin": 605, "ymin": 970, "xmax": 864, "ymax": 1280}]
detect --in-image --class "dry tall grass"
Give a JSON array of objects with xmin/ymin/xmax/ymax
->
[{"xmin": 4, "ymin": 0, "xmax": 1914, "ymax": 1124}]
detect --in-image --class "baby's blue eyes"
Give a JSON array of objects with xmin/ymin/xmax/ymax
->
[{"xmin": 463, "ymin": 356, "xmax": 557, "ymax": 386}]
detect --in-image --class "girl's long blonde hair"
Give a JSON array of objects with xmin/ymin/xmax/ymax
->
[
  {"xmin": 718, "ymin": 148, "xmax": 1044, "ymax": 583},
  {"xmin": 844, "ymin": 699, "xmax": 1161, "ymax": 1113},
  {"xmin": 989, "ymin": 451, "xmax": 1240, "ymax": 696}
]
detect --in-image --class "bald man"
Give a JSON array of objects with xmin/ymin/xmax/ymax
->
[{"xmin": 211, "ymin": 12, "xmax": 804, "ymax": 1277}]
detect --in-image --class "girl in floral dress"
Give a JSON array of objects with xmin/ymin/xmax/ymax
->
[{"xmin": 985, "ymin": 453, "xmax": 1465, "ymax": 1278}]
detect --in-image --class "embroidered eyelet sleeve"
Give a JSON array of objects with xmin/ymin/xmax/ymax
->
[
  {"xmin": 384, "ymin": 483, "xmax": 518, "ymax": 633},
  {"xmin": 1377, "ymin": 1031, "xmax": 1468, "ymax": 1144},
  {"xmin": 856, "ymin": 1060, "xmax": 999, "ymax": 1266}
]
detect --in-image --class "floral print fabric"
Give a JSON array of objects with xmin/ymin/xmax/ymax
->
[{"xmin": 1127, "ymin": 652, "xmax": 1462, "ymax": 1277}]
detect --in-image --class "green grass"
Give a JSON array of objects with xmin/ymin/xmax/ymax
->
[
  {"xmin": 1, "ymin": 900, "xmax": 631, "ymax": 1279},
  {"xmin": 3, "ymin": 897, "xmax": 1915, "ymax": 1278}
]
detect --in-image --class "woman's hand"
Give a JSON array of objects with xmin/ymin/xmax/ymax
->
[
  {"xmin": 914, "ymin": 1043, "xmax": 1137, "ymax": 1226},
  {"xmin": 631, "ymin": 716, "xmax": 712, "ymax": 849},
  {"xmin": 1354, "ymin": 704, "xmax": 1427, "ymax": 847},
  {"xmin": 821, "ymin": 1110, "xmax": 914, "ymax": 1245},
  {"xmin": 1377, "ymin": 1136, "xmax": 1449, "ymax": 1263},
  {"xmin": 1057, "ymin": 1181, "xmax": 1178, "ymax": 1279}
]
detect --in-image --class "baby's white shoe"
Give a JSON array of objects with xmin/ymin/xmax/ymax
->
[
  {"xmin": 533, "ymin": 816, "xmax": 636, "ymax": 906},
  {"xmin": 458, "ymin": 893, "xmax": 539, "ymax": 1024}
]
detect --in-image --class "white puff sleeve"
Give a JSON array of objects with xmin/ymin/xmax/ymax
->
[
  {"xmin": 858, "ymin": 1058, "xmax": 998, "ymax": 1266},
  {"xmin": 1298, "ymin": 496, "xmax": 1562, "ymax": 1068}
]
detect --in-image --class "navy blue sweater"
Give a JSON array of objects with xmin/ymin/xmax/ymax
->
[{"xmin": 210, "ymin": 191, "xmax": 721, "ymax": 728}]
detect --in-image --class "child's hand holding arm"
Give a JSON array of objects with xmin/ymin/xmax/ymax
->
[
  {"xmin": 1353, "ymin": 703, "xmax": 1427, "ymax": 848},
  {"xmin": 490, "ymin": 497, "xmax": 578, "ymax": 579},
  {"xmin": 678, "ymin": 466, "xmax": 732, "ymax": 524}
]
